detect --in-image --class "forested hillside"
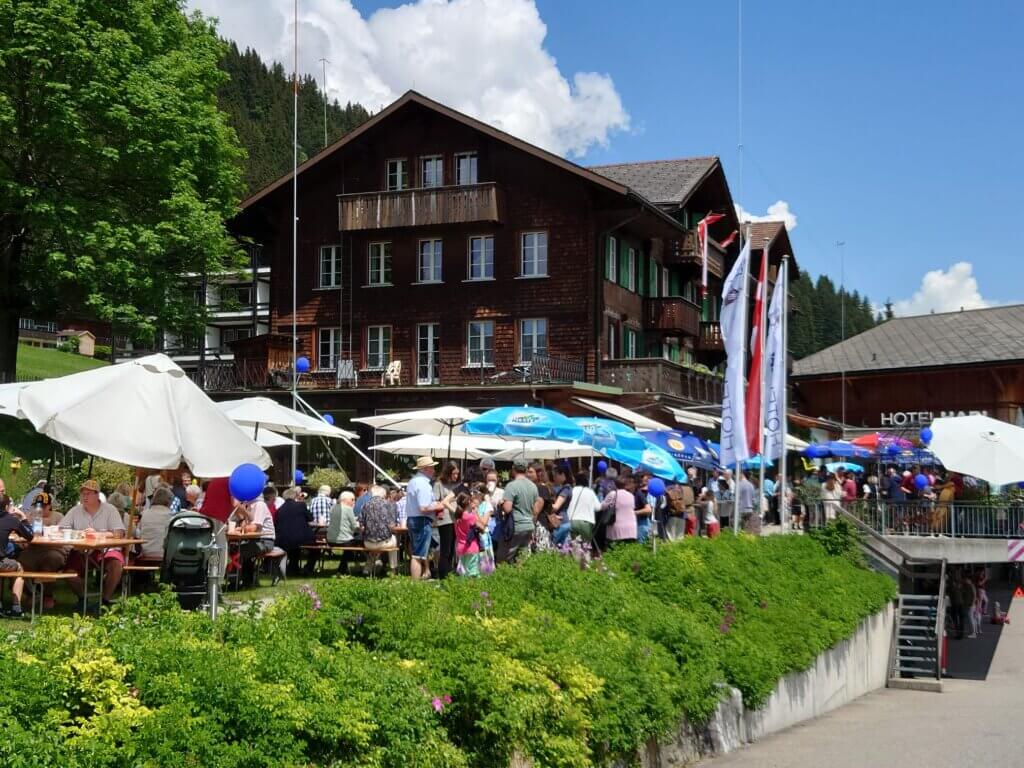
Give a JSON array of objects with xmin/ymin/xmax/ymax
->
[
  {"xmin": 217, "ymin": 43, "xmax": 371, "ymax": 195},
  {"xmin": 789, "ymin": 273, "xmax": 887, "ymax": 359}
]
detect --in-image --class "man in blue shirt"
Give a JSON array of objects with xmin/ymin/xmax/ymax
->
[{"xmin": 406, "ymin": 456, "xmax": 446, "ymax": 580}]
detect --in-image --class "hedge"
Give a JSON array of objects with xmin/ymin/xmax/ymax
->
[{"xmin": 0, "ymin": 531, "xmax": 894, "ymax": 767}]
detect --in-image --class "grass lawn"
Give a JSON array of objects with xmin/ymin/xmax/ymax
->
[{"xmin": 16, "ymin": 342, "xmax": 107, "ymax": 380}]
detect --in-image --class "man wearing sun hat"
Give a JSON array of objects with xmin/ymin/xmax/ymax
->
[
  {"xmin": 59, "ymin": 479, "xmax": 127, "ymax": 606},
  {"xmin": 406, "ymin": 456, "xmax": 447, "ymax": 580}
]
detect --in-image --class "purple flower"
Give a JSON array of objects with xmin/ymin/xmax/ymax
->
[
  {"xmin": 719, "ymin": 622, "xmax": 730, "ymax": 634},
  {"xmin": 471, "ymin": 601, "xmax": 480, "ymax": 612},
  {"xmin": 480, "ymin": 591, "xmax": 490, "ymax": 598},
  {"xmin": 442, "ymin": 694, "xmax": 452, "ymax": 704},
  {"xmin": 431, "ymin": 697, "xmax": 444, "ymax": 713}
]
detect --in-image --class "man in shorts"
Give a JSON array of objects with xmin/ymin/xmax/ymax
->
[
  {"xmin": 405, "ymin": 456, "xmax": 447, "ymax": 580},
  {"xmin": 497, "ymin": 459, "xmax": 540, "ymax": 564},
  {"xmin": 60, "ymin": 479, "xmax": 126, "ymax": 606}
]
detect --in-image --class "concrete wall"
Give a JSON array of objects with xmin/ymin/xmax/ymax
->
[
  {"xmin": 889, "ymin": 535, "xmax": 1009, "ymax": 564},
  {"xmin": 628, "ymin": 603, "xmax": 895, "ymax": 766}
]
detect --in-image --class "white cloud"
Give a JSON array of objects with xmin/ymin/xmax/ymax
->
[
  {"xmin": 188, "ymin": 0, "xmax": 628, "ymax": 157},
  {"xmin": 892, "ymin": 261, "xmax": 990, "ymax": 317},
  {"xmin": 735, "ymin": 200, "xmax": 798, "ymax": 231}
]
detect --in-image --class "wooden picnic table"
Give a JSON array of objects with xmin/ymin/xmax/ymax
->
[{"xmin": 17, "ymin": 535, "xmax": 145, "ymax": 614}]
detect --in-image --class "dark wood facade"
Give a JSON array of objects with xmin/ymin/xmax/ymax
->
[
  {"xmin": 793, "ymin": 364, "xmax": 1024, "ymax": 431},
  {"xmin": 232, "ymin": 92, "xmax": 735, "ymax": 404}
]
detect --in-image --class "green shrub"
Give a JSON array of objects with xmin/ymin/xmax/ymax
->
[
  {"xmin": 93, "ymin": 344, "xmax": 112, "ymax": 361},
  {"xmin": 1, "ymin": 535, "xmax": 894, "ymax": 767},
  {"xmin": 306, "ymin": 466, "xmax": 349, "ymax": 491},
  {"xmin": 808, "ymin": 517, "xmax": 866, "ymax": 568}
]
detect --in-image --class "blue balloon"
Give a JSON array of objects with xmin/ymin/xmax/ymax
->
[
  {"xmin": 322, "ymin": 414, "xmax": 335, "ymax": 425},
  {"xmin": 294, "ymin": 469, "xmax": 305, "ymax": 485},
  {"xmin": 1018, "ymin": 481, "xmax": 1024, "ymax": 490},
  {"xmin": 886, "ymin": 444, "xmax": 901, "ymax": 456},
  {"xmin": 648, "ymin": 477, "xmax": 666, "ymax": 497},
  {"xmin": 920, "ymin": 427, "xmax": 933, "ymax": 444},
  {"xmin": 596, "ymin": 460, "xmax": 608, "ymax": 473},
  {"xmin": 229, "ymin": 463, "xmax": 267, "ymax": 503},
  {"xmin": 914, "ymin": 473, "xmax": 928, "ymax": 490},
  {"xmin": 296, "ymin": 356, "xmax": 310, "ymax": 373}
]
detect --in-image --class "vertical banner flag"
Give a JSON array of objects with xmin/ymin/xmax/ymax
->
[
  {"xmin": 764, "ymin": 259, "xmax": 787, "ymax": 460},
  {"xmin": 720, "ymin": 240, "xmax": 752, "ymax": 466},
  {"xmin": 744, "ymin": 250, "xmax": 768, "ymax": 456},
  {"xmin": 697, "ymin": 212, "xmax": 725, "ymax": 293}
]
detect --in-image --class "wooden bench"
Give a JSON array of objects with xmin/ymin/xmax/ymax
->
[
  {"xmin": 121, "ymin": 561, "xmax": 162, "ymax": 599},
  {"xmin": 254, "ymin": 548, "xmax": 287, "ymax": 586},
  {"xmin": 327, "ymin": 545, "xmax": 401, "ymax": 578},
  {"xmin": 0, "ymin": 571, "xmax": 76, "ymax": 621}
]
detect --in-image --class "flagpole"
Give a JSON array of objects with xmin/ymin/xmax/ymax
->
[
  {"xmin": 733, "ymin": 225, "xmax": 751, "ymax": 534},
  {"xmin": 290, "ymin": 0, "xmax": 299, "ymax": 480},
  {"xmin": 779, "ymin": 255, "xmax": 790, "ymax": 530},
  {"xmin": 757, "ymin": 239, "xmax": 769, "ymax": 532}
]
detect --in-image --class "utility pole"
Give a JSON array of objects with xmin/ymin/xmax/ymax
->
[{"xmin": 318, "ymin": 57, "xmax": 330, "ymax": 149}]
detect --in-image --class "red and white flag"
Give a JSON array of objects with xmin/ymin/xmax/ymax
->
[
  {"xmin": 744, "ymin": 249, "xmax": 768, "ymax": 456},
  {"xmin": 697, "ymin": 212, "xmax": 725, "ymax": 292}
]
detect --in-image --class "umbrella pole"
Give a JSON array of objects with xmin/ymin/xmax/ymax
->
[{"xmin": 87, "ymin": 455, "xmax": 94, "ymax": 478}]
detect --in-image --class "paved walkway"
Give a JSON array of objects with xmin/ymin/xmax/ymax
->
[{"xmin": 701, "ymin": 599, "xmax": 1024, "ymax": 768}]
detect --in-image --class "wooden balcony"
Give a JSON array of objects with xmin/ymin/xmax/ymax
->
[
  {"xmin": 599, "ymin": 358, "xmax": 723, "ymax": 405},
  {"xmin": 697, "ymin": 321, "xmax": 724, "ymax": 352},
  {"xmin": 644, "ymin": 297, "xmax": 701, "ymax": 336},
  {"xmin": 663, "ymin": 230, "xmax": 725, "ymax": 278},
  {"xmin": 338, "ymin": 182, "xmax": 502, "ymax": 231}
]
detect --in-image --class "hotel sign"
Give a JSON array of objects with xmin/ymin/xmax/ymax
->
[{"xmin": 880, "ymin": 409, "xmax": 988, "ymax": 427}]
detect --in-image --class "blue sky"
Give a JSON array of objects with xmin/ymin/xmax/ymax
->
[{"xmin": 209, "ymin": 0, "xmax": 1023, "ymax": 314}]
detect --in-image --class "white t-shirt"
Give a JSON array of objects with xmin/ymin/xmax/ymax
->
[{"xmin": 566, "ymin": 486, "xmax": 600, "ymax": 525}]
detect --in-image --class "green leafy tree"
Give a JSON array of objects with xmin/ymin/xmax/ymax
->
[{"xmin": 0, "ymin": 0, "xmax": 246, "ymax": 380}]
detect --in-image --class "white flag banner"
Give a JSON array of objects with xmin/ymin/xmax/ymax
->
[
  {"xmin": 763, "ymin": 260, "xmax": 787, "ymax": 460},
  {"xmin": 719, "ymin": 240, "xmax": 751, "ymax": 466}
]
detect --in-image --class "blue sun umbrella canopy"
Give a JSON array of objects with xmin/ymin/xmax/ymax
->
[
  {"xmin": 741, "ymin": 455, "xmax": 774, "ymax": 470},
  {"xmin": 463, "ymin": 406, "xmax": 585, "ymax": 442},
  {"xmin": 826, "ymin": 461, "xmax": 864, "ymax": 474},
  {"xmin": 571, "ymin": 417, "xmax": 647, "ymax": 452},
  {"xmin": 802, "ymin": 441, "xmax": 872, "ymax": 459},
  {"xmin": 604, "ymin": 443, "xmax": 688, "ymax": 483},
  {"xmin": 640, "ymin": 430, "xmax": 719, "ymax": 471}
]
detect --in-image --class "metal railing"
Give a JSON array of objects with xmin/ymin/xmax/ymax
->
[
  {"xmin": 528, "ymin": 352, "xmax": 585, "ymax": 384},
  {"xmin": 838, "ymin": 500, "xmax": 1024, "ymax": 538}
]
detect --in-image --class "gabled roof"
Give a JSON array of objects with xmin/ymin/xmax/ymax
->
[
  {"xmin": 792, "ymin": 304, "xmax": 1024, "ymax": 378},
  {"xmin": 241, "ymin": 90, "xmax": 671, "ymax": 228},
  {"xmin": 587, "ymin": 157, "xmax": 719, "ymax": 207},
  {"xmin": 748, "ymin": 221, "xmax": 784, "ymax": 248}
]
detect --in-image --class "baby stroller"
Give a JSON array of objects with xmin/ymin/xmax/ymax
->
[{"xmin": 161, "ymin": 513, "xmax": 219, "ymax": 610}]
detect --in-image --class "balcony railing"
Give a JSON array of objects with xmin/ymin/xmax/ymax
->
[
  {"xmin": 206, "ymin": 302, "xmax": 270, "ymax": 316},
  {"xmin": 599, "ymin": 357, "xmax": 723, "ymax": 404},
  {"xmin": 644, "ymin": 297, "xmax": 701, "ymax": 336},
  {"xmin": 664, "ymin": 230, "xmax": 725, "ymax": 277},
  {"xmin": 527, "ymin": 352, "xmax": 585, "ymax": 384},
  {"xmin": 697, "ymin": 321, "xmax": 724, "ymax": 351},
  {"xmin": 339, "ymin": 182, "xmax": 502, "ymax": 231}
]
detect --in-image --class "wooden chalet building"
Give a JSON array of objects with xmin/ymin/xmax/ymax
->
[{"xmin": 221, "ymin": 91, "xmax": 794, "ymax": 471}]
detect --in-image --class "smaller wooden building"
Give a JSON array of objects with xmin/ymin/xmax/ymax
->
[{"xmin": 792, "ymin": 305, "xmax": 1024, "ymax": 433}]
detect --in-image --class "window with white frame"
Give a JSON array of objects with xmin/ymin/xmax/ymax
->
[
  {"xmin": 320, "ymin": 245, "xmax": 343, "ymax": 288},
  {"xmin": 368, "ymin": 242, "xmax": 392, "ymax": 285},
  {"xmin": 318, "ymin": 327, "xmax": 341, "ymax": 371},
  {"xmin": 386, "ymin": 158, "xmax": 408, "ymax": 191},
  {"xmin": 626, "ymin": 247, "xmax": 637, "ymax": 291},
  {"xmin": 365, "ymin": 325, "xmax": 391, "ymax": 370},
  {"xmin": 607, "ymin": 236, "xmax": 618, "ymax": 282},
  {"xmin": 520, "ymin": 231, "xmax": 547, "ymax": 277},
  {"xmin": 417, "ymin": 323, "xmax": 440, "ymax": 385},
  {"xmin": 519, "ymin": 318, "xmax": 547, "ymax": 363},
  {"xmin": 455, "ymin": 152, "xmax": 478, "ymax": 185},
  {"xmin": 624, "ymin": 327, "xmax": 638, "ymax": 359},
  {"xmin": 421, "ymin": 155, "xmax": 443, "ymax": 188},
  {"xmin": 468, "ymin": 236, "xmax": 494, "ymax": 279},
  {"xmin": 417, "ymin": 240, "xmax": 443, "ymax": 282},
  {"xmin": 467, "ymin": 320, "xmax": 494, "ymax": 367}
]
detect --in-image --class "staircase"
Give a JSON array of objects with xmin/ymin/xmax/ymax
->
[
  {"xmin": 890, "ymin": 594, "xmax": 943, "ymax": 691},
  {"xmin": 833, "ymin": 508, "xmax": 945, "ymax": 692}
]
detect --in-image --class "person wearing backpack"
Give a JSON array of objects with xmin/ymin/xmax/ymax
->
[
  {"xmin": 664, "ymin": 482, "xmax": 694, "ymax": 541},
  {"xmin": 566, "ymin": 471, "xmax": 601, "ymax": 545}
]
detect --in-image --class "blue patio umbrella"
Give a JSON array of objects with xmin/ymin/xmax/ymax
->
[
  {"xmin": 741, "ymin": 455, "xmax": 774, "ymax": 470},
  {"xmin": 463, "ymin": 406, "xmax": 585, "ymax": 442},
  {"xmin": 605, "ymin": 442, "xmax": 688, "ymax": 483},
  {"xmin": 826, "ymin": 461, "xmax": 864, "ymax": 474},
  {"xmin": 571, "ymin": 417, "xmax": 647, "ymax": 452},
  {"xmin": 803, "ymin": 441, "xmax": 871, "ymax": 459},
  {"xmin": 640, "ymin": 430, "xmax": 719, "ymax": 471}
]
